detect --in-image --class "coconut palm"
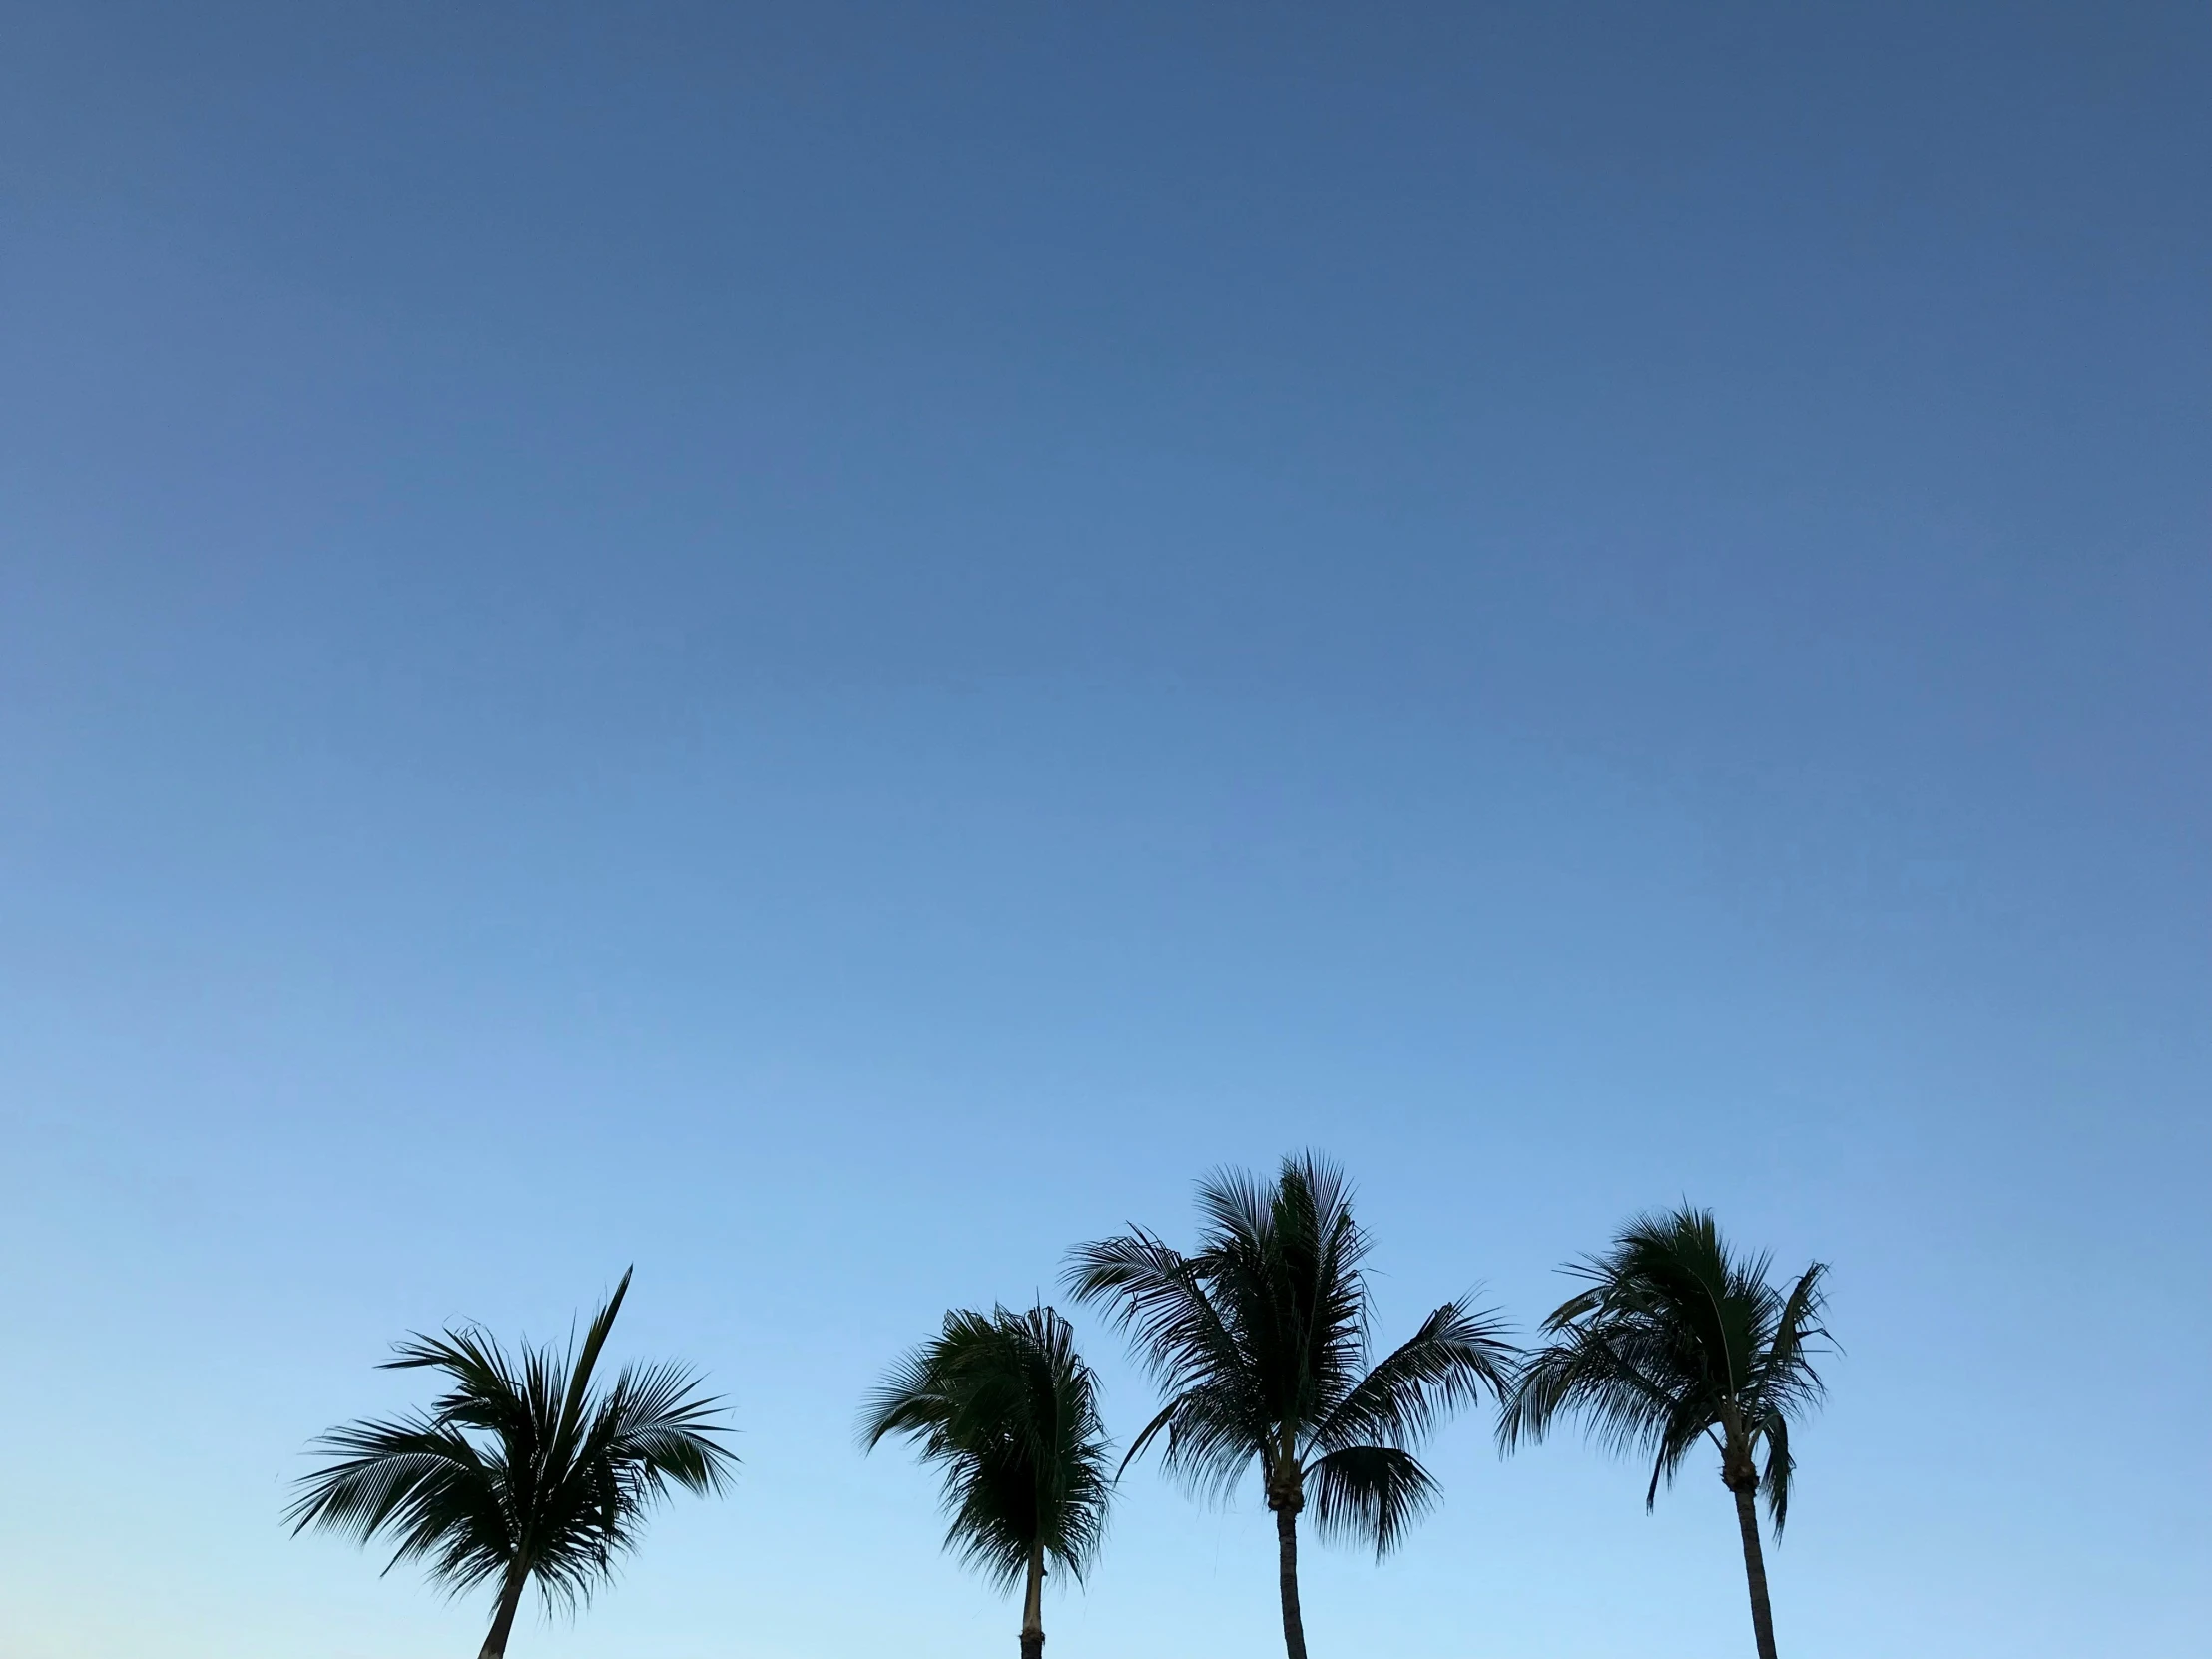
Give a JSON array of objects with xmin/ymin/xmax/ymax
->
[
  {"xmin": 861, "ymin": 1303, "xmax": 1111, "ymax": 1659},
  {"xmin": 287, "ymin": 1270, "xmax": 736, "ymax": 1659},
  {"xmin": 1066, "ymin": 1153, "xmax": 1513, "ymax": 1659},
  {"xmin": 1499, "ymin": 1208, "xmax": 1830, "ymax": 1659}
]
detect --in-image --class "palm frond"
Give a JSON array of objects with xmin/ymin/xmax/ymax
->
[
  {"xmin": 1066, "ymin": 1227, "xmax": 1270, "ymax": 1494},
  {"xmin": 551, "ymin": 1268, "xmax": 633, "ymax": 1469},
  {"xmin": 1065, "ymin": 1231, "xmax": 1252, "ymax": 1402},
  {"xmin": 1755, "ymin": 1262, "xmax": 1831, "ymax": 1411},
  {"xmin": 1309, "ymin": 1298, "xmax": 1512, "ymax": 1456},
  {"xmin": 1758, "ymin": 1406, "xmax": 1796, "ymax": 1532},
  {"xmin": 287, "ymin": 1416, "xmax": 513, "ymax": 1588},
  {"xmin": 1307, "ymin": 1444, "xmax": 1440, "ymax": 1557}
]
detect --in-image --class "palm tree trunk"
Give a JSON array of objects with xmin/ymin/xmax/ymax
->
[
  {"xmin": 1730, "ymin": 1484, "xmax": 1779, "ymax": 1659},
  {"xmin": 1019, "ymin": 1539, "xmax": 1045, "ymax": 1659},
  {"xmin": 1274, "ymin": 1504, "xmax": 1309, "ymax": 1659},
  {"xmin": 477, "ymin": 1566, "xmax": 527, "ymax": 1659}
]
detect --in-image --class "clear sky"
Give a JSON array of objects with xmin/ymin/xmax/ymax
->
[{"xmin": 3, "ymin": 5, "xmax": 2207, "ymax": 1657}]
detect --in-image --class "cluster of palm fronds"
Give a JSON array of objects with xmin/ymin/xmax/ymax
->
[
  {"xmin": 291, "ymin": 1156, "xmax": 1829, "ymax": 1659},
  {"xmin": 859, "ymin": 1305, "xmax": 1112, "ymax": 1659},
  {"xmin": 288, "ymin": 1270, "xmax": 735, "ymax": 1659}
]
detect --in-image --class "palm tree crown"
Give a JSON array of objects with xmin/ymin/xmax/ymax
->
[
  {"xmin": 1066, "ymin": 1153, "xmax": 1513, "ymax": 1659},
  {"xmin": 1500, "ymin": 1208, "xmax": 1829, "ymax": 1659},
  {"xmin": 862, "ymin": 1303, "xmax": 1111, "ymax": 1659},
  {"xmin": 287, "ymin": 1270, "xmax": 736, "ymax": 1659}
]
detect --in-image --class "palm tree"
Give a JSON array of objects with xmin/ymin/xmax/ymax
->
[
  {"xmin": 861, "ymin": 1303, "xmax": 1111, "ymax": 1659},
  {"xmin": 287, "ymin": 1269, "xmax": 736, "ymax": 1659},
  {"xmin": 1499, "ymin": 1208, "xmax": 1830, "ymax": 1659},
  {"xmin": 1066, "ymin": 1153, "xmax": 1513, "ymax": 1659}
]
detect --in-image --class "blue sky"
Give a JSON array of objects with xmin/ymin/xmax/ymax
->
[{"xmin": 2, "ymin": 5, "xmax": 2206, "ymax": 1656}]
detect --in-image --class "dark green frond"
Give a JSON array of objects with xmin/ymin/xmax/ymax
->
[
  {"xmin": 551, "ymin": 1268, "xmax": 633, "ymax": 1468},
  {"xmin": 1758, "ymin": 1407, "xmax": 1795, "ymax": 1532},
  {"xmin": 1309, "ymin": 1298, "xmax": 1513, "ymax": 1456},
  {"xmin": 1066, "ymin": 1225, "xmax": 1270, "ymax": 1495},
  {"xmin": 1307, "ymin": 1445, "xmax": 1441, "ymax": 1557},
  {"xmin": 286, "ymin": 1415, "xmax": 513, "ymax": 1591},
  {"xmin": 1065, "ymin": 1231, "xmax": 1253, "ymax": 1405}
]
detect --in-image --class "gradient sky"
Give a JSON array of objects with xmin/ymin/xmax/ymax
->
[{"xmin": 3, "ymin": 5, "xmax": 2208, "ymax": 1657}]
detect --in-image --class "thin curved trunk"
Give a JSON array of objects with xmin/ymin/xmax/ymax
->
[
  {"xmin": 1731, "ymin": 1484, "xmax": 1779, "ymax": 1659},
  {"xmin": 1274, "ymin": 1505, "xmax": 1308, "ymax": 1659},
  {"xmin": 1019, "ymin": 1539, "xmax": 1045, "ymax": 1659},
  {"xmin": 477, "ymin": 1566, "xmax": 528, "ymax": 1659}
]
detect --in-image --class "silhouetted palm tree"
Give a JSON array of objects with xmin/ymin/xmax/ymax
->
[
  {"xmin": 288, "ymin": 1270, "xmax": 735, "ymax": 1659},
  {"xmin": 1067, "ymin": 1153, "xmax": 1512, "ymax": 1659},
  {"xmin": 1500, "ymin": 1208, "xmax": 1829, "ymax": 1659},
  {"xmin": 862, "ymin": 1303, "xmax": 1111, "ymax": 1659}
]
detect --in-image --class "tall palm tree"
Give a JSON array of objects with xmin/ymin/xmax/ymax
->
[
  {"xmin": 861, "ymin": 1303, "xmax": 1111, "ymax": 1659},
  {"xmin": 1066, "ymin": 1153, "xmax": 1513, "ymax": 1659},
  {"xmin": 1499, "ymin": 1208, "xmax": 1830, "ymax": 1659},
  {"xmin": 287, "ymin": 1270, "xmax": 736, "ymax": 1659}
]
